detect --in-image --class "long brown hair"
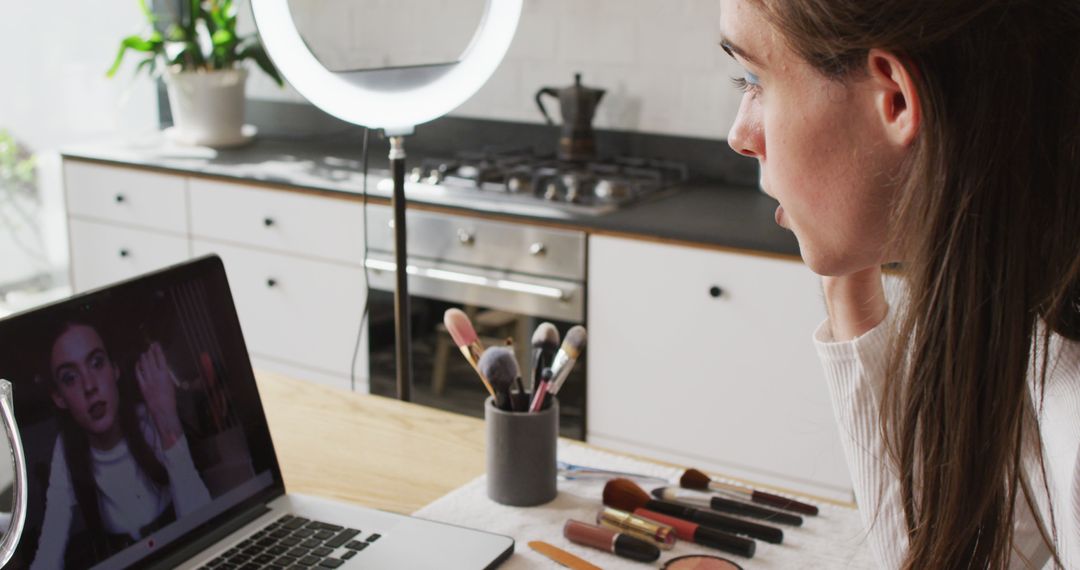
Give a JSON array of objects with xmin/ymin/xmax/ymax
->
[{"xmin": 752, "ymin": 1, "xmax": 1080, "ymax": 568}]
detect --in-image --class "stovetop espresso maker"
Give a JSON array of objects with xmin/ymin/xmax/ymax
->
[{"xmin": 535, "ymin": 73, "xmax": 605, "ymax": 162}]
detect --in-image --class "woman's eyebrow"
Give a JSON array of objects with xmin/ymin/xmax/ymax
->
[{"xmin": 720, "ymin": 37, "xmax": 762, "ymax": 67}]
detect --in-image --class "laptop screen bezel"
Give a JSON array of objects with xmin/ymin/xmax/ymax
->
[{"xmin": 0, "ymin": 255, "xmax": 288, "ymax": 567}]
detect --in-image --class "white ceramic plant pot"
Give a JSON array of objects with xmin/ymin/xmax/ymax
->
[{"xmin": 164, "ymin": 68, "xmax": 249, "ymax": 147}]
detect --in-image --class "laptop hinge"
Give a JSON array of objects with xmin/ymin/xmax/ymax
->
[{"xmin": 146, "ymin": 502, "xmax": 272, "ymax": 569}]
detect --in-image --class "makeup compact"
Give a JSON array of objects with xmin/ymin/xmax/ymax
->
[{"xmin": 661, "ymin": 554, "xmax": 745, "ymax": 570}]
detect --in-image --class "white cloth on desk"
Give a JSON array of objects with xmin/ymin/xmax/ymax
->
[{"xmin": 414, "ymin": 442, "xmax": 874, "ymax": 569}]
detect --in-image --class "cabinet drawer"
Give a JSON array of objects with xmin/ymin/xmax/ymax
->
[
  {"xmin": 64, "ymin": 161, "xmax": 187, "ymax": 234},
  {"xmin": 190, "ymin": 179, "xmax": 365, "ymax": 265},
  {"xmin": 587, "ymin": 236, "xmax": 850, "ymax": 499},
  {"xmin": 191, "ymin": 239, "xmax": 367, "ymax": 381},
  {"xmin": 69, "ymin": 219, "xmax": 190, "ymax": 292}
]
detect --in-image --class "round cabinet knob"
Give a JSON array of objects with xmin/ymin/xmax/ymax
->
[
  {"xmin": 118, "ymin": 249, "xmax": 130, "ymax": 258},
  {"xmin": 114, "ymin": 194, "xmax": 126, "ymax": 204},
  {"xmin": 266, "ymin": 278, "xmax": 278, "ymax": 288},
  {"xmin": 709, "ymin": 285, "xmax": 724, "ymax": 299},
  {"xmin": 263, "ymin": 217, "xmax": 275, "ymax": 227},
  {"xmin": 457, "ymin": 228, "xmax": 475, "ymax": 246},
  {"xmin": 529, "ymin": 243, "xmax": 547, "ymax": 256}
]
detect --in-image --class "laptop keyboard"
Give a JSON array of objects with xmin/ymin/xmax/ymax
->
[{"xmin": 201, "ymin": 514, "xmax": 381, "ymax": 569}]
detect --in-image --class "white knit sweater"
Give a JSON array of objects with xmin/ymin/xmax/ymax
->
[{"xmin": 814, "ymin": 305, "xmax": 1080, "ymax": 569}]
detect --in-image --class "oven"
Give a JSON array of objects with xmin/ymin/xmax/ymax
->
[{"xmin": 363, "ymin": 205, "xmax": 588, "ymax": 440}]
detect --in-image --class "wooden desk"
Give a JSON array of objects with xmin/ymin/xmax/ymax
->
[
  {"xmin": 257, "ymin": 371, "xmax": 487, "ymax": 514},
  {"xmin": 256, "ymin": 371, "xmax": 854, "ymax": 514}
]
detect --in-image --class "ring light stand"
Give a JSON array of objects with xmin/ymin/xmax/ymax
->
[{"xmin": 251, "ymin": 0, "xmax": 522, "ymax": 401}]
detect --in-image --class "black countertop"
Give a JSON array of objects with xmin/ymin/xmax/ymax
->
[{"xmin": 61, "ymin": 134, "xmax": 800, "ymax": 258}]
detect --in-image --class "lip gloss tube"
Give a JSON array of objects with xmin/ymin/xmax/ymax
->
[
  {"xmin": 563, "ymin": 519, "xmax": 660, "ymax": 563},
  {"xmin": 596, "ymin": 507, "xmax": 677, "ymax": 550}
]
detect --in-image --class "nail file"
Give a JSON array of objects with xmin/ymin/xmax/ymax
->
[{"xmin": 528, "ymin": 541, "xmax": 603, "ymax": 570}]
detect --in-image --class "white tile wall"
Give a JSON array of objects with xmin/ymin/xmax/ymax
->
[{"xmin": 242, "ymin": 0, "xmax": 744, "ymax": 140}]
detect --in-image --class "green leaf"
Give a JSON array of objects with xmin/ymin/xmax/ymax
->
[
  {"xmin": 107, "ymin": 34, "xmax": 158, "ymax": 77},
  {"xmin": 211, "ymin": 29, "xmax": 233, "ymax": 47},
  {"xmin": 240, "ymin": 43, "xmax": 283, "ymax": 87},
  {"xmin": 138, "ymin": 0, "xmax": 156, "ymax": 24}
]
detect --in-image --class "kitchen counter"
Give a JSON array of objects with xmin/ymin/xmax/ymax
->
[{"xmin": 61, "ymin": 134, "xmax": 800, "ymax": 258}]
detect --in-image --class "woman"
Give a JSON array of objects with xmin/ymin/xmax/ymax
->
[
  {"xmin": 31, "ymin": 320, "xmax": 211, "ymax": 568},
  {"xmin": 721, "ymin": 0, "xmax": 1079, "ymax": 568}
]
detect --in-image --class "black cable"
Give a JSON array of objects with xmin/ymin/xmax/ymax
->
[{"xmin": 350, "ymin": 127, "xmax": 372, "ymax": 391}]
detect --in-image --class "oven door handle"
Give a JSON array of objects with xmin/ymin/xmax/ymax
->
[{"xmin": 364, "ymin": 258, "xmax": 570, "ymax": 301}]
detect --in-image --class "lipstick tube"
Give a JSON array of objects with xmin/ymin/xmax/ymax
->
[
  {"xmin": 596, "ymin": 507, "xmax": 676, "ymax": 550},
  {"xmin": 563, "ymin": 519, "xmax": 660, "ymax": 563}
]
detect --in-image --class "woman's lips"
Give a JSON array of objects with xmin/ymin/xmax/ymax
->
[{"xmin": 89, "ymin": 401, "xmax": 107, "ymax": 420}]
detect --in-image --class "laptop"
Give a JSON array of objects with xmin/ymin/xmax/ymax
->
[{"xmin": 0, "ymin": 255, "xmax": 513, "ymax": 569}]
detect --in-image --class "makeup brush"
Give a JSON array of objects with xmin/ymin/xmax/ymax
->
[
  {"xmin": 602, "ymin": 478, "xmax": 783, "ymax": 544},
  {"xmin": 530, "ymin": 322, "xmax": 559, "ymax": 392},
  {"xmin": 529, "ymin": 368, "xmax": 553, "ymax": 412},
  {"xmin": 633, "ymin": 508, "xmax": 756, "ymax": 559},
  {"xmin": 652, "ymin": 487, "xmax": 803, "ymax": 526},
  {"xmin": 478, "ymin": 346, "xmax": 518, "ymax": 411},
  {"xmin": 681, "ymin": 468, "xmax": 819, "ymax": 516},
  {"xmin": 510, "ymin": 376, "xmax": 530, "ymax": 412},
  {"xmin": 549, "ymin": 325, "xmax": 586, "ymax": 395},
  {"xmin": 443, "ymin": 308, "xmax": 494, "ymax": 397}
]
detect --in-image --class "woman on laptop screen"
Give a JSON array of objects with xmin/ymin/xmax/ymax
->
[{"xmin": 30, "ymin": 318, "xmax": 211, "ymax": 568}]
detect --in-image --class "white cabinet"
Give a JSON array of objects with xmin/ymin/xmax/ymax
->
[
  {"xmin": 587, "ymin": 235, "xmax": 852, "ymax": 501},
  {"xmin": 68, "ymin": 218, "xmax": 190, "ymax": 292},
  {"xmin": 192, "ymin": 239, "xmax": 368, "ymax": 390},
  {"xmin": 63, "ymin": 160, "xmax": 368, "ymax": 392}
]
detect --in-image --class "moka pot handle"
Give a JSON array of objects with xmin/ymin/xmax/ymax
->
[{"xmin": 535, "ymin": 87, "xmax": 559, "ymax": 125}]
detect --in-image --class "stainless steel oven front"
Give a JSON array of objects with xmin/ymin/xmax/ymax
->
[{"xmin": 363, "ymin": 205, "xmax": 587, "ymax": 439}]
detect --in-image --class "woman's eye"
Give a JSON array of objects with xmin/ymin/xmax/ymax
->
[
  {"xmin": 91, "ymin": 354, "xmax": 105, "ymax": 370},
  {"xmin": 59, "ymin": 372, "xmax": 75, "ymax": 385},
  {"xmin": 730, "ymin": 71, "xmax": 762, "ymax": 96}
]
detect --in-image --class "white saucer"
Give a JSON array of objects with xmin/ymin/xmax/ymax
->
[{"xmin": 163, "ymin": 124, "xmax": 257, "ymax": 148}]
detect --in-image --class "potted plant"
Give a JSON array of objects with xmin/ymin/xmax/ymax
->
[{"xmin": 108, "ymin": 0, "xmax": 283, "ymax": 147}]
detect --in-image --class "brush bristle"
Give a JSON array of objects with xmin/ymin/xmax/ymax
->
[
  {"xmin": 679, "ymin": 468, "xmax": 712, "ymax": 490},
  {"xmin": 532, "ymin": 322, "xmax": 560, "ymax": 348},
  {"xmin": 443, "ymin": 309, "xmax": 478, "ymax": 347},
  {"xmin": 477, "ymin": 346, "xmax": 519, "ymax": 390},
  {"xmin": 602, "ymin": 478, "xmax": 652, "ymax": 512},
  {"xmin": 562, "ymin": 326, "xmax": 587, "ymax": 357},
  {"xmin": 652, "ymin": 487, "xmax": 678, "ymax": 501}
]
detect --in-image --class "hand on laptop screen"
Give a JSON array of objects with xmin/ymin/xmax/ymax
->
[{"xmin": 0, "ymin": 271, "xmax": 273, "ymax": 569}]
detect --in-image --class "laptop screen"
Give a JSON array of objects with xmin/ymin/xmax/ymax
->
[{"xmin": 0, "ymin": 256, "xmax": 284, "ymax": 569}]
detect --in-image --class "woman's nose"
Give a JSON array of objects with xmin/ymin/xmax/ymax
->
[
  {"xmin": 728, "ymin": 97, "xmax": 764, "ymax": 159},
  {"xmin": 81, "ymin": 374, "xmax": 98, "ymax": 396}
]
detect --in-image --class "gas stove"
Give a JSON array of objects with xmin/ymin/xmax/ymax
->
[{"xmin": 377, "ymin": 148, "xmax": 688, "ymax": 218}]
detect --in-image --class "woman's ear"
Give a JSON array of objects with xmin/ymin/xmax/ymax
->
[{"xmin": 867, "ymin": 48, "xmax": 921, "ymax": 147}]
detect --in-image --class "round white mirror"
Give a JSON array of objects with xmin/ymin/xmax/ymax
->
[{"xmin": 252, "ymin": 0, "xmax": 522, "ymax": 134}]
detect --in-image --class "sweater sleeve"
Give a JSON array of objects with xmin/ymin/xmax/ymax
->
[
  {"xmin": 815, "ymin": 308, "xmax": 1054, "ymax": 569},
  {"xmin": 158, "ymin": 434, "xmax": 212, "ymax": 517},
  {"xmin": 814, "ymin": 305, "xmax": 908, "ymax": 569},
  {"xmin": 30, "ymin": 437, "xmax": 75, "ymax": 570}
]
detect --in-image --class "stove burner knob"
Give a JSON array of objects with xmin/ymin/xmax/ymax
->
[
  {"xmin": 457, "ymin": 228, "xmax": 476, "ymax": 246},
  {"xmin": 410, "ymin": 167, "xmax": 424, "ymax": 183},
  {"xmin": 566, "ymin": 186, "xmax": 581, "ymax": 204},
  {"xmin": 544, "ymin": 183, "xmax": 560, "ymax": 201},
  {"xmin": 529, "ymin": 243, "xmax": 547, "ymax": 257},
  {"xmin": 507, "ymin": 176, "xmax": 529, "ymax": 193}
]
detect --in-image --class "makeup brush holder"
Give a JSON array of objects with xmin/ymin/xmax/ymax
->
[{"xmin": 485, "ymin": 396, "xmax": 558, "ymax": 506}]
